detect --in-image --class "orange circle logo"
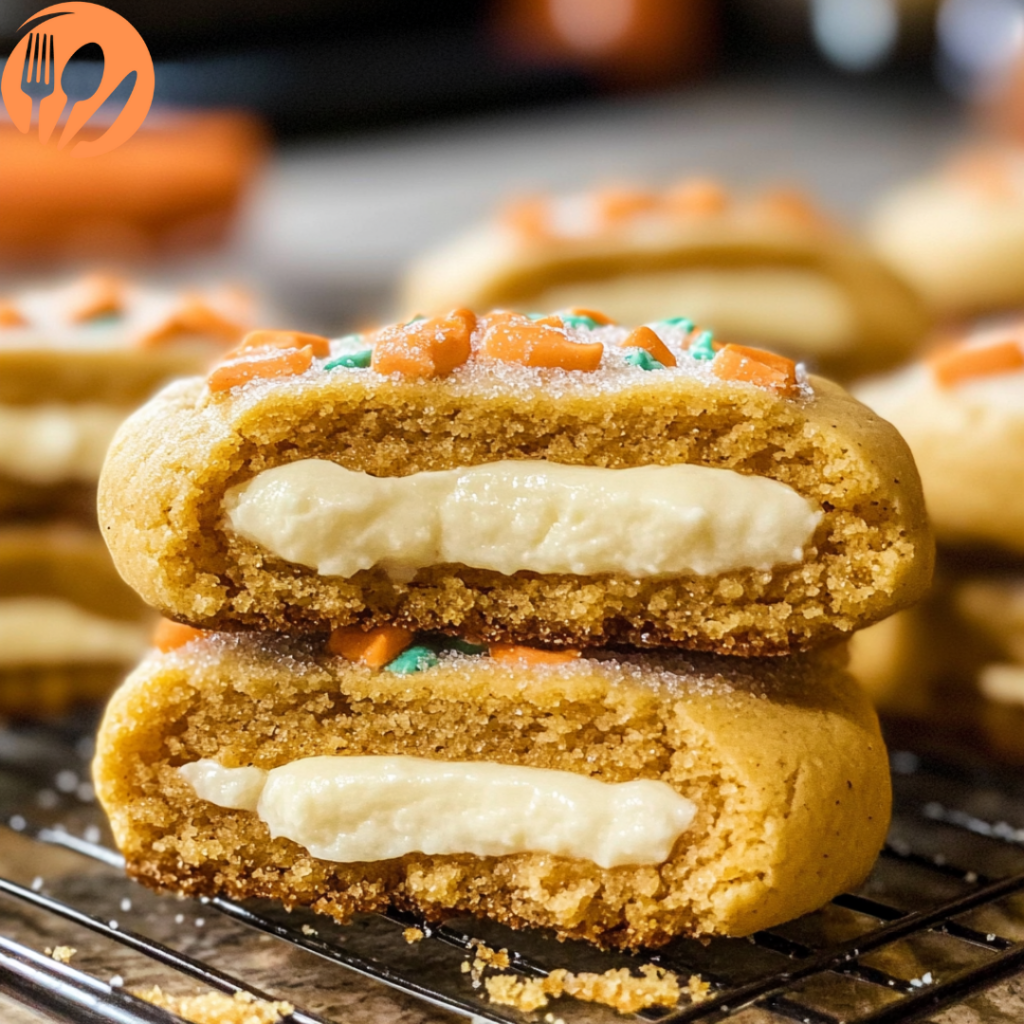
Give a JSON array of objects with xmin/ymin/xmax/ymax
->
[{"xmin": 1, "ymin": 2, "xmax": 154, "ymax": 157}]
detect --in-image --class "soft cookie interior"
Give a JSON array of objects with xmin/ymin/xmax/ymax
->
[{"xmin": 94, "ymin": 634, "xmax": 890, "ymax": 948}]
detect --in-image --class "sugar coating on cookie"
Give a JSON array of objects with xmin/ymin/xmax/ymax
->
[
  {"xmin": 402, "ymin": 180, "xmax": 930, "ymax": 378},
  {"xmin": 93, "ymin": 632, "xmax": 890, "ymax": 948},
  {"xmin": 856, "ymin": 324, "xmax": 1024, "ymax": 553},
  {"xmin": 99, "ymin": 310, "xmax": 933, "ymax": 655}
]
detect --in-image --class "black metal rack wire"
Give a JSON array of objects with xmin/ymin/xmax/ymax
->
[{"xmin": 5, "ymin": 719, "xmax": 1024, "ymax": 1024}]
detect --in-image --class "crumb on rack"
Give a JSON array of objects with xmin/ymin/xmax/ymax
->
[
  {"xmin": 463, "ymin": 939, "xmax": 510, "ymax": 983},
  {"xmin": 45, "ymin": 946, "xmax": 75, "ymax": 964},
  {"xmin": 485, "ymin": 964, "xmax": 691, "ymax": 1014},
  {"xmin": 132, "ymin": 986, "xmax": 294, "ymax": 1024},
  {"xmin": 403, "ymin": 927, "xmax": 425, "ymax": 944},
  {"xmin": 300, "ymin": 924, "xmax": 318, "ymax": 936}
]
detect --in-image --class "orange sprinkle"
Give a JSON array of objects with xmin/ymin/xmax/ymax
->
[
  {"xmin": 207, "ymin": 346, "xmax": 313, "ymax": 392},
  {"xmin": 371, "ymin": 308, "xmax": 475, "ymax": 379},
  {"xmin": 500, "ymin": 195, "xmax": 550, "ymax": 240},
  {"xmin": 564, "ymin": 307, "xmax": 614, "ymax": 325},
  {"xmin": 755, "ymin": 187, "xmax": 831, "ymax": 229},
  {"xmin": 947, "ymin": 153, "xmax": 1016, "ymax": 201},
  {"xmin": 663, "ymin": 178, "xmax": 728, "ymax": 217},
  {"xmin": 594, "ymin": 185, "xmax": 658, "ymax": 224},
  {"xmin": 930, "ymin": 339, "xmax": 1024, "ymax": 387},
  {"xmin": 489, "ymin": 644, "xmax": 581, "ymax": 667},
  {"xmin": 328, "ymin": 625, "xmax": 415, "ymax": 668},
  {"xmin": 0, "ymin": 300, "xmax": 26, "ymax": 327},
  {"xmin": 619, "ymin": 325, "xmax": 677, "ymax": 367},
  {"xmin": 137, "ymin": 297, "xmax": 247, "ymax": 349},
  {"xmin": 229, "ymin": 329, "xmax": 331, "ymax": 359},
  {"xmin": 479, "ymin": 314, "xmax": 604, "ymax": 372},
  {"xmin": 153, "ymin": 619, "xmax": 208, "ymax": 653},
  {"xmin": 66, "ymin": 273, "xmax": 124, "ymax": 323},
  {"xmin": 711, "ymin": 343, "xmax": 798, "ymax": 393}
]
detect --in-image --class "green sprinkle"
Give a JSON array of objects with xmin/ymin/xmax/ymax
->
[
  {"xmin": 526, "ymin": 311, "xmax": 547, "ymax": 320},
  {"xmin": 325, "ymin": 349, "xmax": 372, "ymax": 370},
  {"xmin": 658, "ymin": 316, "xmax": 695, "ymax": 332},
  {"xmin": 559, "ymin": 313, "xmax": 602, "ymax": 330},
  {"xmin": 624, "ymin": 348, "xmax": 664, "ymax": 371},
  {"xmin": 84, "ymin": 312, "xmax": 123, "ymax": 326},
  {"xmin": 386, "ymin": 645, "xmax": 439, "ymax": 674},
  {"xmin": 405, "ymin": 314, "xmax": 426, "ymax": 324},
  {"xmin": 446, "ymin": 638, "xmax": 489, "ymax": 656},
  {"xmin": 689, "ymin": 330, "xmax": 716, "ymax": 361}
]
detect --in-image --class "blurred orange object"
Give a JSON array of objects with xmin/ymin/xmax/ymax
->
[
  {"xmin": 496, "ymin": 0, "xmax": 718, "ymax": 86},
  {"xmin": 0, "ymin": 109, "xmax": 266, "ymax": 262}
]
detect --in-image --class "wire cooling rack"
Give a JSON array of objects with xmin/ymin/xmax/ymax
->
[{"xmin": 5, "ymin": 717, "xmax": 1024, "ymax": 1024}]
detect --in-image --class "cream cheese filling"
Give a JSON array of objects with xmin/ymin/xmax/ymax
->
[
  {"xmin": 224, "ymin": 459, "xmax": 822, "ymax": 580},
  {"xmin": 529, "ymin": 267, "xmax": 858, "ymax": 354},
  {"xmin": 179, "ymin": 755, "xmax": 696, "ymax": 869},
  {"xmin": 0, "ymin": 598, "xmax": 149, "ymax": 666},
  {"xmin": 0, "ymin": 403, "xmax": 126, "ymax": 485}
]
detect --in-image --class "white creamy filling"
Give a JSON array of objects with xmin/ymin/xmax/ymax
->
[
  {"xmin": 0, "ymin": 598, "xmax": 150, "ymax": 666},
  {"xmin": 179, "ymin": 755, "xmax": 696, "ymax": 869},
  {"xmin": 530, "ymin": 267, "xmax": 858, "ymax": 354},
  {"xmin": 0, "ymin": 403, "xmax": 126, "ymax": 484},
  {"xmin": 224, "ymin": 459, "xmax": 821, "ymax": 580}
]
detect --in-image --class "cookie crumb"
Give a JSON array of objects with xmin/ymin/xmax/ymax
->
[
  {"xmin": 464, "ymin": 939, "xmax": 510, "ymax": 983},
  {"xmin": 300, "ymin": 924, "xmax": 318, "ymax": 936},
  {"xmin": 485, "ymin": 964, "xmax": 681, "ymax": 1014},
  {"xmin": 132, "ymin": 986, "xmax": 293, "ymax": 1024},
  {"xmin": 45, "ymin": 946, "xmax": 75, "ymax": 964},
  {"xmin": 403, "ymin": 927, "xmax": 425, "ymax": 944},
  {"xmin": 687, "ymin": 974, "xmax": 711, "ymax": 1003}
]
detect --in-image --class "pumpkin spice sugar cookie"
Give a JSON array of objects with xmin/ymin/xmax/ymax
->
[
  {"xmin": 401, "ymin": 180, "xmax": 930, "ymax": 378},
  {"xmin": 99, "ymin": 310, "xmax": 933, "ymax": 655},
  {"xmin": 856, "ymin": 322, "xmax": 1024, "ymax": 554},
  {"xmin": 869, "ymin": 147, "xmax": 1024, "ymax": 319},
  {"xmin": 93, "ymin": 629, "xmax": 890, "ymax": 949},
  {"xmin": 0, "ymin": 273, "xmax": 257, "ymax": 518}
]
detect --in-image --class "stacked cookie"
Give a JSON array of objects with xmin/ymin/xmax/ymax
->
[
  {"xmin": 855, "ymin": 322, "xmax": 1024, "ymax": 756},
  {"xmin": 0, "ymin": 273, "xmax": 253, "ymax": 715},
  {"xmin": 94, "ymin": 310, "xmax": 931, "ymax": 947}
]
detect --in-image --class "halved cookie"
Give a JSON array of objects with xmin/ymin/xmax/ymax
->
[
  {"xmin": 99, "ymin": 313, "xmax": 933, "ymax": 655},
  {"xmin": 93, "ymin": 632, "xmax": 890, "ymax": 948}
]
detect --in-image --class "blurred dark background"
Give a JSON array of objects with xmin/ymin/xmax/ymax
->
[{"xmin": 0, "ymin": 0, "xmax": 988, "ymax": 136}]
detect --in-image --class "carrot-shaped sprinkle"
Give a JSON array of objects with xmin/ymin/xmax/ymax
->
[
  {"xmin": 0, "ymin": 301, "xmax": 26, "ymax": 327},
  {"xmin": 711, "ymin": 343, "xmax": 798, "ymax": 393},
  {"xmin": 663, "ymin": 178, "xmax": 728, "ymax": 217},
  {"xmin": 371, "ymin": 308, "xmax": 475, "ymax": 378},
  {"xmin": 328, "ymin": 625, "xmax": 415, "ymax": 667},
  {"xmin": 947, "ymin": 153, "xmax": 1016, "ymax": 201},
  {"xmin": 594, "ymin": 185, "xmax": 658, "ymax": 224},
  {"xmin": 207, "ymin": 346, "xmax": 314, "ymax": 392},
  {"xmin": 137, "ymin": 297, "xmax": 246, "ymax": 349},
  {"xmin": 500, "ymin": 195, "xmax": 550, "ymax": 240},
  {"xmin": 66, "ymin": 273, "xmax": 124, "ymax": 323},
  {"xmin": 479, "ymin": 313, "xmax": 604, "ymax": 371},
  {"xmin": 489, "ymin": 644, "xmax": 581, "ymax": 667},
  {"xmin": 619, "ymin": 325, "xmax": 677, "ymax": 367},
  {"xmin": 228, "ymin": 329, "xmax": 331, "ymax": 359},
  {"xmin": 755, "ymin": 187, "xmax": 831, "ymax": 229},
  {"xmin": 153, "ymin": 619, "xmax": 208, "ymax": 653},
  {"xmin": 563, "ymin": 307, "xmax": 613, "ymax": 325},
  {"xmin": 930, "ymin": 339, "xmax": 1024, "ymax": 387}
]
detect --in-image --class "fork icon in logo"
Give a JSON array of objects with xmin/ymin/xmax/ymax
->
[{"xmin": 20, "ymin": 32, "xmax": 55, "ymax": 134}]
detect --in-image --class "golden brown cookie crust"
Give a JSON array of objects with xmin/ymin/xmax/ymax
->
[
  {"xmin": 99, "ymin": 364, "xmax": 933, "ymax": 655},
  {"xmin": 93, "ymin": 635, "xmax": 890, "ymax": 948}
]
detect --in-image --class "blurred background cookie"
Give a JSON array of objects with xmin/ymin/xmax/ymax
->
[{"xmin": 402, "ymin": 181, "xmax": 930, "ymax": 379}]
